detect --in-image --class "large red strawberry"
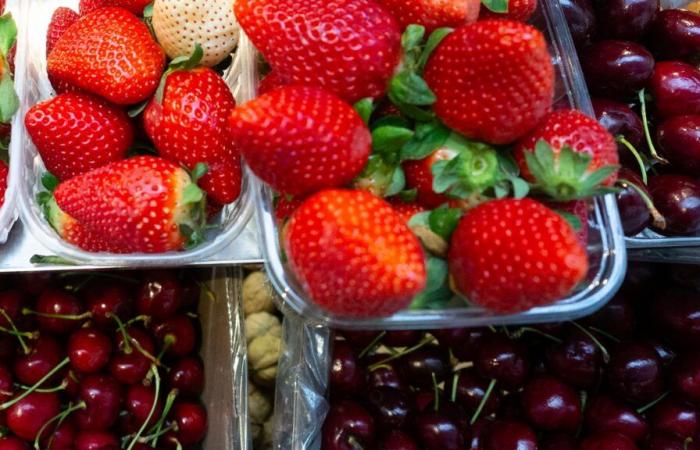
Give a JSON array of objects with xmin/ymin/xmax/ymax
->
[
  {"xmin": 257, "ymin": 71, "xmax": 288, "ymax": 96},
  {"xmin": 46, "ymin": 7, "xmax": 79, "ymax": 57},
  {"xmin": 284, "ymin": 189, "xmax": 426, "ymax": 317},
  {"xmin": 377, "ymin": 0, "xmax": 480, "ymax": 33},
  {"xmin": 404, "ymin": 147, "xmax": 458, "ymax": 208},
  {"xmin": 387, "ymin": 197, "xmax": 427, "ymax": 222},
  {"xmin": 514, "ymin": 109, "xmax": 619, "ymax": 200},
  {"xmin": 144, "ymin": 65, "xmax": 242, "ymax": 204},
  {"xmin": 228, "ymin": 86, "xmax": 371, "ymax": 196},
  {"xmin": 79, "ymin": 0, "xmax": 151, "ymax": 16},
  {"xmin": 235, "ymin": 0, "xmax": 401, "ymax": 103},
  {"xmin": 25, "ymin": 92, "xmax": 134, "ymax": 181},
  {"xmin": 47, "ymin": 7, "xmax": 166, "ymax": 105},
  {"xmin": 480, "ymin": 0, "xmax": 538, "ymax": 22},
  {"xmin": 53, "ymin": 156, "xmax": 206, "ymax": 253},
  {"xmin": 424, "ymin": 20, "xmax": 554, "ymax": 144},
  {"xmin": 448, "ymin": 198, "xmax": 588, "ymax": 313}
]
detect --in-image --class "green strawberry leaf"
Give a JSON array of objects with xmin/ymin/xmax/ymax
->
[
  {"xmin": 402, "ymin": 25, "xmax": 426, "ymax": 67},
  {"xmin": 387, "ymin": 94, "xmax": 435, "ymax": 122},
  {"xmin": 556, "ymin": 210, "xmax": 583, "ymax": 231},
  {"xmin": 408, "ymin": 210, "xmax": 431, "ymax": 228},
  {"xmin": 398, "ymin": 188, "xmax": 418, "ymax": 202},
  {"xmin": 423, "ymin": 256, "xmax": 448, "ymax": 293},
  {"xmin": 155, "ymin": 43, "xmax": 204, "ymax": 104},
  {"xmin": 431, "ymin": 136, "xmax": 500, "ymax": 198},
  {"xmin": 417, "ymin": 27, "xmax": 453, "ymax": 72},
  {"xmin": 429, "ymin": 207, "xmax": 462, "ymax": 240},
  {"xmin": 385, "ymin": 167, "xmax": 406, "ymax": 197},
  {"xmin": 0, "ymin": 14, "xmax": 16, "ymax": 58},
  {"xmin": 410, "ymin": 256, "xmax": 453, "ymax": 310},
  {"xmin": 511, "ymin": 177, "xmax": 530, "ymax": 199},
  {"xmin": 401, "ymin": 121, "xmax": 450, "ymax": 161},
  {"xmin": 30, "ymin": 255, "xmax": 76, "ymax": 265},
  {"xmin": 353, "ymin": 98, "xmax": 374, "ymax": 125},
  {"xmin": 410, "ymin": 284, "xmax": 454, "ymax": 310},
  {"xmin": 353, "ymin": 155, "xmax": 398, "ymax": 197},
  {"xmin": 389, "ymin": 72, "xmax": 436, "ymax": 106},
  {"xmin": 481, "ymin": 0, "xmax": 509, "ymax": 13},
  {"xmin": 41, "ymin": 172, "xmax": 59, "ymax": 192},
  {"xmin": 36, "ymin": 191, "xmax": 52, "ymax": 207},
  {"xmin": 372, "ymin": 125, "xmax": 414, "ymax": 164},
  {"xmin": 0, "ymin": 69, "xmax": 17, "ymax": 124},
  {"xmin": 497, "ymin": 151, "xmax": 520, "ymax": 178},
  {"xmin": 143, "ymin": 2, "xmax": 154, "ymax": 18},
  {"xmin": 371, "ymin": 115, "xmax": 410, "ymax": 131},
  {"xmin": 190, "ymin": 162, "xmax": 208, "ymax": 183},
  {"xmin": 182, "ymin": 183, "xmax": 204, "ymax": 204}
]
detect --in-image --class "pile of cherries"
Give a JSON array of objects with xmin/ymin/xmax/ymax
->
[
  {"xmin": 323, "ymin": 263, "xmax": 700, "ymax": 449},
  {"xmin": 0, "ymin": 270, "xmax": 207, "ymax": 449},
  {"xmin": 560, "ymin": 0, "xmax": 700, "ymax": 237}
]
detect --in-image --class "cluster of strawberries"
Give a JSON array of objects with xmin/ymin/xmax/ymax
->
[{"xmin": 230, "ymin": 0, "xmax": 621, "ymax": 316}]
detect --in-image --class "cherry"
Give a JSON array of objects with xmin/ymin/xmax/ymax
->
[
  {"xmin": 68, "ymin": 328, "xmax": 111, "ymax": 373},
  {"xmin": 12, "ymin": 273, "xmax": 51, "ymax": 296},
  {"xmin": 645, "ymin": 431, "xmax": 699, "ymax": 450},
  {"xmin": 650, "ymin": 288, "xmax": 700, "ymax": 346},
  {"xmin": 616, "ymin": 169, "xmax": 653, "ymax": 237},
  {"xmin": 5, "ymin": 392, "xmax": 60, "ymax": 441},
  {"xmin": 657, "ymin": 115, "xmax": 700, "ymax": 176},
  {"xmin": 397, "ymin": 345, "xmax": 450, "ymax": 388},
  {"xmin": 109, "ymin": 327, "xmax": 155, "ymax": 385},
  {"xmin": 608, "ymin": 341, "xmax": 664, "ymax": 405},
  {"xmin": 126, "ymin": 384, "xmax": 162, "ymax": 428},
  {"xmin": 378, "ymin": 430, "xmax": 419, "ymax": 450},
  {"xmin": 482, "ymin": 420, "xmax": 537, "ymax": 450},
  {"xmin": 74, "ymin": 374, "xmax": 121, "ymax": 431},
  {"xmin": 592, "ymin": 99, "xmax": 644, "ymax": 166},
  {"xmin": 32, "ymin": 288, "xmax": 84, "ymax": 334},
  {"xmin": 322, "ymin": 400, "xmax": 375, "ymax": 450},
  {"xmin": 168, "ymin": 356, "xmax": 204, "ymax": 397},
  {"xmin": 0, "ymin": 289, "xmax": 23, "ymax": 328},
  {"xmin": 170, "ymin": 401, "xmax": 207, "ymax": 445},
  {"xmin": 383, "ymin": 330, "xmax": 422, "ymax": 347},
  {"xmin": 0, "ymin": 436, "xmax": 29, "ymax": 450},
  {"xmin": 582, "ymin": 40, "xmax": 654, "ymax": 99},
  {"xmin": 365, "ymin": 355, "xmax": 404, "ymax": 390},
  {"xmin": 41, "ymin": 417, "xmax": 76, "ymax": 450},
  {"xmin": 651, "ymin": 61, "xmax": 700, "ymax": 119},
  {"xmin": 559, "ymin": 0, "xmax": 596, "ymax": 46},
  {"xmin": 74, "ymin": 431, "xmax": 120, "ymax": 450},
  {"xmin": 649, "ymin": 396, "xmax": 699, "ymax": 440},
  {"xmin": 448, "ymin": 368, "xmax": 501, "ymax": 416},
  {"xmin": 585, "ymin": 395, "xmax": 648, "ymax": 442},
  {"xmin": 330, "ymin": 340, "xmax": 364, "ymax": 395},
  {"xmin": 466, "ymin": 418, "xmax": 490, "ymax": 450},
  {"xmin": 84, "ymin": 283, "xmax": 134, "ymax": 328},
  {"xmin": 475, "ymin": 334, "xmax": 530, "ymax": 389},
  {"xmin": 337, "ymin": 330, "xmax": 381, "ymax": 350},
  {"xmin": 580, "ymin": 431, "xmax": 638, "ymax": 450},
  {"xmin": 366, "ymin": 386, "xmax": 412, "ymax": 429},
  {"xmin": 137, "ymin": 270, "xmax": 183, "ymax": 321},
  {"xmin": 541, "ymin": 433, "xmax": 577, "ymax": 450},
  {"xmin": 649, "ymin": 9, "xmax": 700, "ymax": 61},
  {"xmin": 430, "ymin": 327, "xmax": 486, "ymax": 361},
  {"xmin": 671, "ymin": 353, "xmax": 700, "ymax": 404},
  {"xmin": 0, "ymin": 364, "xmax": 13, "ymax": 402},
  {"xmin": 545, "ymin": 328, "xmax": 602, "ymax": 389},
  {"xmin": 646, "ymin": 338, "xmax": 675, "ymax": 367},
  {"xmin": 0, "ymin": 335, "xmax": 16, "ymax": 361},
  {"xmin": 588, "ymin": 291, "xmax": 639, "ymax": 338},
  {"xmin": 648, "ymin": 174, "xmax": 700, "ymax": 236},
  {"xmin": 152, "ymin": 314, "xmax": 197, "ymax": 357},
  {"xmin": 594, "ymin": 0, "xmax": 658, "ymax": 39},
  {"xmin": 13, "ymin": 336, "xmax": 63, "ymax": 385},
  {"xmin": 414, "ymin": 410, "xmax": 464, "ymax": 450},
  {"xmin": 521, "ymin": 375, "xmax": 581, "ymax": 432}
]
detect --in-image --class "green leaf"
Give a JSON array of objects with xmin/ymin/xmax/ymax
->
[
  {"xmin": 401, "ymin": 122, "xmax": 450, "ymax": 161},
  {"xmin": 511, "ymin": 177, "xmax": 530, "ymax": 199},
  {"xmin": 353, "ymin": 98, "xmax": 374, "ymax": 125},
  {"xmin": 388, "ymin": 92, "xmax": 435, "ymax": 122},
  {"xmin": 398, "ymin": 188, "xmax": 418, "ymax": 202},
  {"xmin": 372, "ymin": 125, "xmax": 414, "ymax": 164},
  {"xmin": 0, "ymin": 70, "xmax": 17, "ymax": 124},
  {"xmin": 190, "ymin": 162, "xmax": 208, "ymax": 182},
  {"xmin": 155, "ymin": 43, "xmax": 204, "ymax": 104},
  {"xmin": 408, "ymin": 211, "xmax": 431, "ymax": 228},
  {"xmin": 389, "ymin": 72, "xmax": 436, "ymax": 106},
  {"xmin": 30, "ymin": 255, "xmax": 76, "ymax": 265},
  {"xmin": 143, "ymin": 2, "xmax": 154, "ymax": 18},
  {"xmin": 36, "ymin": 191, "xmax": 52, "ymax": 206},
  {"xmin": 41, "ymin": 172, "xmax": 59, "ymax": 192},
  {"xmin": 429, "ymin": 207, "xmax": 463, "ymax": 240},
  {"xmin": 410, "ymin": 284, "xmax": 453, "ymax": 310},
  {"xmin": 182, "ymin": 183, "xmax": 204, "ymax": 204},
  {"xmin": 128, "ymin": 101, "xmax": 149, "ymax": 118},
  {"xmin": 556, "ymin": 210, "xmax": 582, "ymax": 231},
  {"xmin": 494, "ymin": 181, "xmax": 509, "ymax": 199},
  {"xmin": 583, "ymin": 165, "xmax": 619, "ymax": 190},
  {"xmin": 498, "ymin": 152, "xmax": 520, "ymax": 177},
  {"xmin": 385, "ymin": 167, "xmax": 406, "ymax": 197},
  {"xmin": 0, "ymin": 14, "xmax": 16, "ymax": 57},
  {"xmin": 418, "ymin": 27, "xmax": 453, "ymax": 71},
  {"xmin": 424, "ymin": 256, "xmax": 448, "ymax": 292},
  {"xmin": 371, "ymin": 115, "xmax": 410, "ymax": 131},
  {"xmin": 534, "ymin": 140, "xmax": 556, "ymax": 173},
  {"xmin": 481, "ymin": 0, "xmax": 509, "ymax": 13},
  {"xmin": 353, "ymin": 155, "xmax": 397, "ymax": 197},
  {"xmin": 431, "ymin": 158, "xmax": 459, "ymax": 194},
  {"xmin": 402, "ymin": 25, "xmax": 426, "ymax": 53}
]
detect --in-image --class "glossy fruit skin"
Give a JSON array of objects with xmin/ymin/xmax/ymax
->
[
  {"xmin": 585, "ymin": 395, "xmax": 648, "ymax": 441},
  {"xmin": 650, "ymin": 288, "xmax": 700, "ymax": 347},
  {"xmin": 430, "ymin": 327, "xmax": 486, "ymax": 361},
  {"xmin": 365, "ymin": 355, "xmax": 405, "ymax": 390},
  {"xmin": 403, "ymin": 148, "xmax": 457, "ymax": 209},
  {"xmin": 73, "ymin": 431, "xmax": 120, "ymax": 450},
  {"xmin": 651, "ymin": 61, "xmax": 700, "ymax": 119},
  {"xmin": 579, "ymin": 431, "xmax": 638, "ymax": 450},
  {"xmin": 366, "ymin": 386, "xmax": 412, "ymax": 429},
  {"xmin": 34, "ymin": 288, "xmax": 83, "ymax": 334},
  {"xmin": 483, "ymin": 420, "xmax": 537, "ymax": 450},
  {"xmin": 475, "ymin": 334, "xmax": 530, "ymax": 389},
  {"xmin": 235, "ymin": 0, "xmax": 401, "ymax": 103},
  {"xmin": 648, "ymin": 174, "xmax": 700, "ymax": 235},
  {"xmin": 6, "ymin": 392, "xmax": 60, "ymax": 441},
  {"xmin": 322, "ymin": 400, "xmax": 375, "ymax": 450},
  {"xmin": 0, "ymin": 436, "xmax": 30, "ymax": 450},
  {"xmin": 424, "ymin": 20, "xmax": 554, "ymax": 144},
  {"xmin": 168, "ymin": 357, "xmax": 204, "ymax": 397},
  {"xmin": 414, "ymin": 410, "xmax": 464, "ymax": 450},
  {"xmin": 126, "ymin": 384, "xmax": 162, "ymax": 427},
  {"xmin": 13, "ymin": 337, "xmax": 63, "ymax": 385},
  {"xmin": 68, "ymin": 327, "xmax": 112, "ymax": 373},
  {"xmin": 582, "ymin": 40, "xmax": 654, "ymax": 99},
  {"xmin": 330, "ymin": 340, "xmax": 364, "ymax": 396},
  {"xmin": 449, "ymin": 368, "xmax": 501, "ymax": 415},
  {"xmin": 41, "ymin": 417, "xmax": 75, "ymax": 450},
  {"xmin": 85, "ymin": 283, "xmax": 134, "ymax": 328},
  {"xmin": 608, "ymin": 341, "xmax": 664, "ymax": 405},
  {"xmin": 560, "ymin": 0, "xmax": 596, "ymax": 46},
  {"xmin": 74, "ymin": 374, "xmax": 122, "ymax": 431},
  {"xmin": 594, "ymin": 0, "xmax": 658, "ymax": 40},
  {"xmin": 152, "ymin": 314, "xmax": 197, "ymax": 357},
  {"xmin": 378, "ymin": 430, "xmax": 419, "ymax": 450},
  {"xmin": 398, "ymin": 345, "xmax": 450, "ymax": 388},
  {"xmin": 137, "ymin": 270, "xmax": 183, "ymax": 321},
  {"xmin": 657, "ymin": 115, "xmax": 700, "ymax": 176},
  {"xmin": 546, "ymin": 328, "xmax": 602, "ymax": 388},
  {"xmin": 616, "ymin": 169, "xmax": 651, "ymax": 237},
  {"xmin": 649, "ymin": 396, "xmax": 699, "ymax": 439},
  {"xmin": 671, "ymin": 353, "xmax": 700, "ymax": 404},
  {"xmin": 46, "ymin": 7, "xmax": 79, "ymax": 57},
  {"xmin": 0, "ymin": 289, "xmax": 22, "ymax": 328},
  {"xmin": 649, "ymin": 9, "xmax": 700, "ymax": 61},
  {"xmin": 521, "ymin": 375, "xmax": 581, "ymax": 432},
  {"xmin": 592, "ymin": 98, "xmax": 644, "ymax": 169},
  {"xmin": 376, "ymin": 0, "xmax": 480, "ymax": 34}
]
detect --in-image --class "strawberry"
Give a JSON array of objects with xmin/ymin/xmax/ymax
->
[
  {"xmin": 25, "ymin": 92, "xmax": 134, "ymax": 181},
  {"xmin": 152, "ymin": 0, "xmax": 239, "ymax": 67},
  {"xmin": 284, "ymin": 189, "xmax": 426, "ymax": 317},
  {"xmin": 47, "ymin": 7, "xmax": 166, "ymax": 105},
  {"xmin": 550, "ymin": 199, "xmax": 589, "ymax": 246},
  {"xmin": 46, "ymin": 7, "xmax": 79, "ymax": 57},
  {"xmin": 274, "ymin": 195, "xmax": 305, "ymax": 223},
  {"xmin": 513, "ymin": 109, "xmax": 619, "ymax": 201},
  {"xmin": 144, "ymin": 63, "xmax": 242, "ymax": 204},
  {"xmin": 257, "ymin": 71, "xmax": 288, "ymax": 96},
  {"xmin": 79, "ymin": 0, "xmax": 151, "ymax": 16},
  {"xmin": 228, "ymin": 86, "xmax": 371, "ymax": 196},
  {"xmin": 448, "ymin": 198, "xmax": 588, "ymax": 313},
  {"xmin": 377, "ymin": 0, "xmax": 480, "ymax": 33},
  {"xmin": 480, "ymin": 0, "xmax": 538, "ymax": 22},
  {"xmin": 0, "ymin": 160, "xmax": 7, "ymax": 206},
  {"xmin": 424, "ymin": 20, "xmax": 554, "ymax": 144},
  {"xmin": 388, "ymin": 197, "xmax": 427, "ymax": 222},
  {"xmin": 235, "ymin": 0, "xmax": 401, "ymax": 103},
  {"xmin": 53, "ymin": 156, "xmax": 207, "ymax": 253},
  {"xmin": 404, "ymin": 147, "xmax": 458, "ymax": 208}
]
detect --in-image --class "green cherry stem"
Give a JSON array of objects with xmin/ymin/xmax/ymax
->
[
  {"xmin": 22, "ymin": 308, "xmax": 91, "ymax": 322},
  {"xmin": 569, "ymin": 321, "xmax": 610, "ymax": 364},
  {"xmin": 149, "ymin": 388, "xmax": 179, "ymax": 447},
  {"xmin": 432, "ymin": 372, "xmax": 440, "ymax": 413},
  {"xmin": 108, "ymin": 313, "xmax": 133, "ymax": 354},
  {"xmin": 587, "ymin": 326, "xmax": 622, "ymax": 344},
  {"xmin": 0, "ymin": 309, "xmax": 31, "ymax": 354},
  {"xmin": 368, "ymin": 337, "xmax": 434, "ymax": 370},
  {"xmin": 470, "ymin": 378, "xmax": 496, "ymax": 425},
  {"xmin": 358, "ymin": 332, "xmax": 386, "ymax": 359},
  {"xmin": 638, "ymin": 89, "xmax": 669, "ymax": 164},
  {"xmin": 617, "ymin": 178, "xmax": 667, "ymax": 230},
  {"xmin": 1, "ymin": 357, "xmax": 69, "ymax": 410},
  {"xmin": 616, "ymin": 135, "xmax": 648, "ymax": 184},
  {"xmin": 451, "ymin": 372, "xmax": 460, "ymax": 403},
  {"xmin": 17, "ymin": 379, "xmax": 67, "ymax": 393},
  {"xmin": 126, "ymin": 365, "xmax": 161, "ymax": 450},
  {"xmin": 637, "ymin": 391, "xmax": 669, "ymax": 414},
  {"xmin": 33, "ymin": 401, "xmax": 86, "ymax": 450}
]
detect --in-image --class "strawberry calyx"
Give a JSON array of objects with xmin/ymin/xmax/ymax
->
[
  {"xmin": 481, "ymin": 0, "xmax": 509, "ymax": 13},
  {"xmin": 178, "ymin": 162, "xmax": 208, "ymax": 249},
  {"xmin": 0, "ymin": 12, "xmax": 17, "ymax": 124},
  {"xmin": 524, "ymin": 140, "xmax": 620, "ymax": 202}
]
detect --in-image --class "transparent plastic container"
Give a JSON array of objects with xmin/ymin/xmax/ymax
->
[
  {"xmin": 243, "ymin": 0, "xmax": 628, "ymax": 330},
  {"xmin": 14, "ymin": 0, "xmax": 253, "ymax": 265}
]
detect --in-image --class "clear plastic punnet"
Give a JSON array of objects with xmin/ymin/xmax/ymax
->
[
  {"xmin": 15, "ymin": 0, "xmax": 253, "ymax": 266},
  {"xmin": 243, "ymin": 0, "xmax": 627, "ymax": 330}
]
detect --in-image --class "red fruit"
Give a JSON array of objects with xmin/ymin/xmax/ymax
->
[
  {"xmin": 274, "ymin": 195, "xmax": 305, "ymax": 223},
  {"xmin": 53, "ymin": 156, "xmax": 206, "ymax": 253},
  {"xmin": 74, "ymin": 431, "xmax": 119, "ymax": 450},
  {"xmin": 171, "ymin": 402, "xmax": 207, "ymax": 445},
  {"xmin": 34, "ymin": 287, "xmax": 83, "ymax": 334},
  {"xmin": 580, "ymin": 432, "xmax": 638, "ymax": 450},
  {"xmin": 424, "ymin": 20, "xmax": 554, "ymax": 144},
  {"xmin": 79, "ymin": 0, "xmax": 151, "ymax": 15},
  {"xmin": 26, "ymin": 93, "xmax": 134, "ymax": 180},
  {"xmin": 6, "ymin": 392, "xmax": 60, "ymax": 441},
  {"xmin": 47, "ymin": 7, "xmax": 166, "ymax": 105},
  {"xmin": 284, "ymin": 189, "xmax": 426, "ymax": 317},
  {"xmin": 403, "ymin": 147, "xmax": 458, "ymax": 208},
  {"xmin": 388, "ymin": 198, "xmax": 427, "ymax": 222},
  {"xmin": 377, "ymin": 0, "xmax": 480, "ymax": 33},
  {"xmin": 235, "ymin": 0, "xmax": 401, "ymax": 103},
  {"xmin": 651, "ymin": 61, "xmax": 700, "ymax": 119},
  {"xmin": 480, "ymin": 0, "xmax": 538, "ymax": 22},
  {"xmin": 13, "ymin": 337, "xmax": 64, "ymax": 385},
  {"xmin": 257, "ymin": 70, "xmax": 288, "ymax": 96},
  {"xmin": 448, "ymin": 198, "xmax": 588, "ymax": 312},
  {"xmin": 229, "ymin": 86, "xmax": 371, "ymax": 196},
  {"xmin": 126, "ymin": 384, "xmax": 162, "ymax": 427},
  {"xmin": 144, "ymin": 67, "xmax": 242, "ymax": 204},
  {"xmin": 0, "ymin": 160, "xmax": 7, "ymax": 208},
  {"xmin": 68, "ymin": 328, "xmax": 112, "ymax": 373},
  {"xmin": 46, "ymin": 7, "xmax": 79, "ymax": 57},
  {"xmin": 0, "ymin": 436, "xmax": 29, "ymax": 450}
]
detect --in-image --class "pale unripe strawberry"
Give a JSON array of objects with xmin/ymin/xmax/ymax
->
[{"xmin": 152, "ymin": 0, "xmax": 239, "ymax": 67}]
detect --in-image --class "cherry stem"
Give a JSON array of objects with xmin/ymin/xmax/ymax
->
[
  {"xmin": 22, "ymin": 308, "xmax": 91, "ymax": 322},
  {"xmin": 109, "ymin": 313, "xmax": 133, "ymax": 354},
  {"xmin": 618, "ymin": 178, "xmax": 667, "ymax": 230},
  {"xmin": 575, "ymin": 390, "xmax": 588, "ymax": 438},
  {"xmin": 616, "ymin": 136, "xmax": 648, "ymax": 184},
  {"xmin": 470, "ymin": 378, "xmax": 496, "ymax": 425},
  {"xmin": 33, "ymin": 401, "xmax": 86, "ymax": 450},
  {"xmin": 685, "ymin": 437, "xmax": 694, "ymax": 450},
  {"xmin": 347, "ymin": 435, "xmax": 364, "ymax": 450},
  {"xmin": 126, "ymin": 365, "xmax": 161, "ymax": 450},
  {"xmin": 509, "ymin": 326, "xmax": 563, "ymax": 344},
  {"xmin": 17, "ymin": 379, "xmax": 67, "ymax": 393},
  {"xmin": 0, "ymin": 309, "xmax": 31, "ymax": 354},
  {"xmin": 368, "ymin": 337, "xmax": 434, "ymax": 370},
  {"xmin": 569, "ymin": 321, "xmax": 610, "ymax": 364},
  {"xmin": 451, "ymin": 372, "xmax": 459, "ymax": 403},
  {"xmin": 156, "ymin": 336, "xmax": 174, "ymax": 364},
  {"xmin": 368, "ymin": 364, "xmax": 392, "ymax": 372},
  {"xmin": 132, "ymin": 336, "xmax": 165, "ymax": 369},
  {"xmin": 148, "ymin": 388, "xmax": 179, "ymax": 446},
  {"xmin": 0, "ymin": 357, "xmax": 69, "ymax": 410},
  {"xmin": 587, "ymin": 326, "xmax": 621, "ymax": 344},
  {"xmin": 432, "ymin": 372, "xmax": 439, "ymax": 412},
  {"xmin": 638, "ymin": 89, "xmax": 669, "ymax": 164},
  {"xmin": 126, "ymin": 315, "xmax": 150, "ymax": 327},
  {"xmin": 135, "ymin": 422, "xmax": 176, "ymax": 443},
  {"xmin": 358, "ymin": 332, "xmax": 386, "ymax": 359},
  {"xmin": 637, "ymin": 391, "xmax": 669, "ymax": 414}
]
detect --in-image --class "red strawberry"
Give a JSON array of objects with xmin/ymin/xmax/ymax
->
[
  {"xmin": 53, "ymin": 156, "xmax": 206, "ymax": 253},
  {"xmin": 235, "ymin": 0, "xmax": 401, "ymax": 103},
  {"xmin": 79, "ymin": 0, "xmax": 151, "ymax": 16},
  {"xmin": 377, "ymin": 0, "xmax": 480, "ymax": 33},
  {"xmin": 548, "ymin": 199, "xmax": 590, "ymax": 246},
  {"xmin": 46, "ymin": 7, "xmax": 79, "ymax": 57},
  {"xmin": 480, "ymin": 0, "xmax": 538, "ymax": 22},
  {"xmin": 424, "ymin": 20, "xmax": 554, "ymax": 144},
  {"xmin": 25, "ymin": 92, "xmax": 134, "ymax": 181},
  {"xmin": 284, "ymin": 189, "xmax": 426, "ymax": 317},
  {"xmin": 274, "ymin": 195, "xmax": 305, "ymax": 223},
  {"xmin": 403, "ymin": 147, "xmax": 458, "ymax": 208},
  {"xmin": 0, "ymin": 160, "xmax": 7, "ymax": 206},
  {"xmin": 47, "ymin": 7, "xmax": 166, "ymax": 105},
  {"xmin": 144, "ymin": 66, "xmax": 242, "ymax": 204},
  {"xmin": 388, "ymin": 197, "xmax": 427, "ymax": 222},
  {"xmin": 257, "ymin": 71, "xmax": 288, "ymax": 96},
  {"xmin": 514, "ymin": 109, "xmax": 619, "ymax": 200},
  {"xmin": 448, "ymin": 198, "xmax": 588, "ymax": 313},
  {"xmin": 228, "ymin": 86, "xmax": 371, "ymax": 196}
]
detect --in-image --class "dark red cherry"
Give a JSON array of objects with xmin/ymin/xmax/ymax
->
[
  {"xmin": 68, "ymin": 328, "xmax": 111, "ymax": 373},
  {"xmin": 559, "ymin": 0, "xmax": 596, "ymax": 46},
  {"xmin": 651, "ymin": 288, "xmax": 700, "ymax": 346},
  {"xmin": 649, "ymin": 396, "xmax": 699, "ymax": 440},
  {"xmin": 648, "ymin": 174, "xmax": 700, "ymax": 236},
  {"xmin": 168, "ymin": 356, "xmax": 204, "ymax": 397},
  {"xmin": 337, "ymin": 330, "xmax": 381, "ymax": 350},
  {"xmin": 466, "ymin": 418, "xmax": 490, "ymax": 450},
  {"xmin": 34, "ymin": 288, "xmax": 83, "ymax": 334},
  {"xmin": 608, "ymin": 341, "xmax": 664, "ymax": 405},
  {"xmin": 646, "ymin": 431, "xmax": 699, "ymax": 450},
  {"xmin": 322, "ymin": 400, "xmax": 375, "ymax": 450},
  {"xmin": 41, "ymin": 417, "xmax": 76, "ymax": 450},
  {"xmin": 616, "ymin": 169, "xmax": 652, "ymax": 237},
  {"xmin": 475, "ymin": 334, "xmax": 530, "ymax": 389},
  {"xmin": 366, "ymin": 386, "xmax": 413, "ymax": 429},
  {"xmin": 74, "ymin": 374, "xmax": 121, "ymax": 431},
  {"xmin": 594, "ymin": 0, "xmax": 658, "ymax": 39},
  {"xmin": 430, "ymin": 327, "xmax": 486, "ymax": 361},
  {"xmin": 0, "ymin": 289, "xmax": 22, "ymax": 328},
  {"xmin": 365, "ymin": 355, "xmax": 404, "ymax": 390},
  {"xmin": 651, "ymin": 61, "xmax": 700, "ymax": 119},
  {"xmin": 586, "ymin": 290, "xmax": 638, "ymax": 338},
  {"xmin": 541, "ymin": 433, "xmax": 577, "ymax": 450},
  {"xmin": 13, "ymin": 336, "xmax": 63, "ymax": 385},
  {"xmin": 398, "ymin": 345, "xmax": 450, "ymax": 388},
  {"xmin": 84, "ymin": 283, "xmax": 134, "ymax": 329},
  {"xmin": 5, "ymin": 392, "xmax": 60, "ymax": 441},
  {"xmin": 0, "ymin": 364, "xmax": 13, "ymax": 402},
  {"xmin": 580, "ymin": 432, "xmax": 638, "ymax": 450},
  {"xmin": 482, "ymin": 420, "xmax": 537, "ymax": 450},
  {"xmin": 137, "ymin": 270, "xmax": 183, "ymax": 320},
  {"xmin": 152, "ymin": 315, "xmax": 197, "ymax": 357},
  {"xmin": 521, "ymin": 375, "xmax": 581, "ymax": 432},
  {"xmin": 378, "ymin": 430, "xmax": 419, "ymax": 450},
  {"xmin": 585, "ymin": 395, "xmax": 648, "ymax": 442},
  {"xmin": 545, "ymin": 328, "xmax": 603, "ymax": 389},
  {"xmin": 582, "ymin": 40, "xmax": 654, "ymax": 100},
  {"xmin": 414, "ymin": 410, "xmax": 465, "ymax": 450},
  {"xmin": 448, "ymin": 368, "xmax": 501, "ymax": 416},
  {"xmin": 657, "ymin": 115, "xmax": 700, "ymax": 176},
  {"xmin": 126, "ymin": 384, "xmax": 162, "ymax": 428},
  {"xmin": 109, "ymin": 327, "xmax": 154, "ymax": 385},
  {"xmin": 383, "ymin": 330, "xmax": 422, "ymax": 347},
  {"xmin": 671, "ymin": 353, "xmax": 700, "ymax": 404},
  {"xmin": 74, "ymin": 431, "xmax": 120, "ymax": 450},
  {"xmin": 330, "ymin": 340, "xmax": 364, "ymax": 396},
  {"xmin": 0, "ymin": 436, "xmax": 30, "ymax": 450},
  {"xmin": 649, "ymin": 9, "xmax": 700, "ymax": 61},
  {"xmin": 592, "ymin": 98, "xmax": 644, "ymax": 166}
]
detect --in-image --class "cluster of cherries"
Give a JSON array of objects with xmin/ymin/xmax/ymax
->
[
  {"xmin": 560, "ymin": 0, "xmax": 700, "ymax": 237},
  {"xmin": 323, "ymin": 263, "xmax": 700, "ymax": 449},
  {"xmin": 0, "ymin": 270, "xmax": 207, "ymax": 450}
]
